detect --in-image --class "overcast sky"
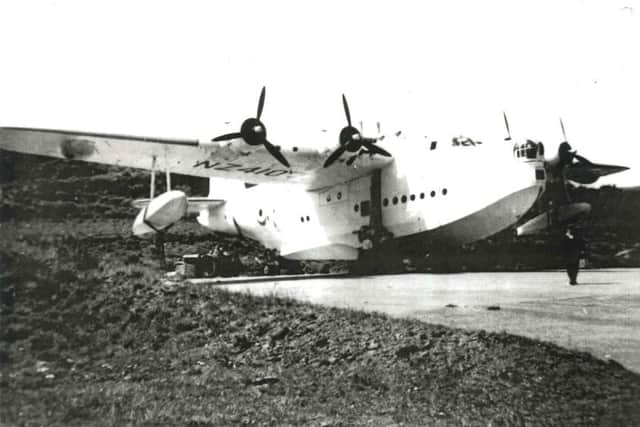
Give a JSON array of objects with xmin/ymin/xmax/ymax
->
[{"xmin": 1, "ymin": 0, "xmax": 638, "ymax": 186}]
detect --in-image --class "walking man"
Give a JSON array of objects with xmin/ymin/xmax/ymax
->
[{"xmin": 563, "ymin": 227, "xmax": 586, "ymax": 285}]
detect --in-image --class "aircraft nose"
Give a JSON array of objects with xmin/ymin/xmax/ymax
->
[
  {"xmin": 493, "ymin": 157, "xmax": 544, "ymax": 205},
  {"xmin": 513, "ymin": 158, "xmax": 542, "ymax": 189},
  {"xmin": 494, "ymin": 159, "xmax": 545, "ymax": 223},
  {"xmin": 511, "ymin": 160, "xmax": 545, "ymax": 205}
]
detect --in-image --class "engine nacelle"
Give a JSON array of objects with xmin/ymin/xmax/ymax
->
[{"xmin": 132, "ymin": 190, "xmax": 187, "ymax": 236}]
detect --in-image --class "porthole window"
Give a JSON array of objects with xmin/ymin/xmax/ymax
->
[
  {"xmin": 383, "ymin": 198, "xmax": 389, "ymax": 207},
  {"xmin": 354, "ymin": 204, "xmax": 359, "ymax": 212},
  {"xmin": 401, "ymin": 195, "xmax": 407, "ymax": 203},
  {"xmin": 337, "ymin": 192, "xmax": 342, "ymax": 200},
  {"xmin": 259, "ymin": 209, "xmax": 263, "ymax": 216},
  {"xmin": 410, "ymin": 194, "xmax": 415, "ymax": 201},
  {"xmin": 306, "ymin": 215, "xmax": 310, "ymax": 221},
  {"xmin": 392, "ymin": 196, "xmax": 399, "ymax": 205},
  {"xmin": 430, "ymin": 191, "xmax": 436, "ymax": 197},
  {"xmin": 442, "ymin": 188, "xmax": 448, "ymax": 195},
  {"xmin": 420, "ymin": 193, "xmax": 425, "ymax": 199},
  {"xmin": 300, "ymin": 216, "xmax": 304, "ymax": 222}
]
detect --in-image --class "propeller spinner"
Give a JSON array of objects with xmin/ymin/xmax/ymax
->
[
  {"xmin": 212, "ymin": 87, "xmax": 290, "ymax": 168},
  {"xmin": 323, "ymin": 95, "xmax": 391, "ymax": 168}
]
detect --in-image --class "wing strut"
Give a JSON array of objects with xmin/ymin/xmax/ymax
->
[
  {"xmin": 150, "ymin": 155, "xmax": 157, "ymax": 198},
  {"xmin": 164, "ymin": 148, "xmax": 172, "ymax": 191},
  {"xmin": 147, "ymin": 155, "xmax": 167, "ymax": 268}
]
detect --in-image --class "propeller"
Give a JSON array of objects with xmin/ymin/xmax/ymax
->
[
  {"xmin": 323, "ymin": 95, "xmax": 391, "ymax": 168},
  {"xmin": 558, "ymin": 117, "xmax": 594, "ymax": 165},
  {"xmin": 212, "ymin": 87, "xmax": 290, "ymax": 168},
  {"xmin": 557, "ymin": 117, "xmax": 593, "ymax": 167},
  {"xmin": 503, "ymin": 112, "xmax": 512, "ymax": 141},
  {"xmin": 377, "ymin": 121, "xmax": 385, "ymax": 141},
  {"xmin": 559, "ymin": 117, "xmax": 568, "ymax": 142}
]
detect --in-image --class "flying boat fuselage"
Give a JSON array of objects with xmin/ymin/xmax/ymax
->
[{"xmin": 197, "ymin": 140, "xmax": 545, "ymax": 260}]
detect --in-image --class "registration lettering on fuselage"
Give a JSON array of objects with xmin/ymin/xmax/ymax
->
[
  {"xmin": 452, "ymin": 137, "xmax": 483, "ymax": 147},
  {"xmin": 193, "ymin": 160, "xmax": 293, "ymax": 177}
]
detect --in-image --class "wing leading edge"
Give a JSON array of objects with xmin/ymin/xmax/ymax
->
[{"xmin": 0, "ymin": 127, "xmax": 393, "ymax": 189}]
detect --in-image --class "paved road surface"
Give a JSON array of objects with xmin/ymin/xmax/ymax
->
[{"xmin": 215, "ymin": 269, "xmax": 640, "ymax": 372}]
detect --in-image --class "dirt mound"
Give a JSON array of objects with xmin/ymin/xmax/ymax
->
[{"xmin": 1, "ymin": 222, "xmax": 640, "ymax": 425}]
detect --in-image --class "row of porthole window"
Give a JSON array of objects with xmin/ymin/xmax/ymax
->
[
  {"xmin": 382, "ymin": 188, "xmax": 448, "ymax": 207},
  {"xmin": 383, "ymin": 188, "xmax": 448, "ymax": 207},
  {"xmin": 354, "ymin": 188, "xmax": 449, "ymax": 212},
  {"xmin": 326, "ymin": 191, "xmax": 343, "ymax": 203},
  {"xmin": 260, "ymin": 208, "xmax": 310, "ymax": 223}
]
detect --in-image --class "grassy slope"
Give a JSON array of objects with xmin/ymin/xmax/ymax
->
[{"xmin": 1, "ymin": 152, "xmax": 640, "ymax": 425}]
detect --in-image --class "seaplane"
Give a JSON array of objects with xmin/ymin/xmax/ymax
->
[{"xmin": 0, "ymin": 87, "xmax": 629, "ymax": 272}]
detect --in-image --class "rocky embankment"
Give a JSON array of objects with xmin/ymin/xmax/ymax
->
[{"xmin": 1, "ymin": 221, "xmax": 640, "ymax": 425}]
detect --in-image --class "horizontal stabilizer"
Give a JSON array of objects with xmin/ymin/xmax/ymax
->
[
  {"xmin": 516, "ymin": 202, "xmax": 591, "ymax": 236},
  {"xmin": 567, "ymin": 162, "xmax": 629, "ymax": 184}
]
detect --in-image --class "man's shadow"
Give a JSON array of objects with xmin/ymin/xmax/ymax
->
[{"xmin": 574, "ymin": 282, "xmax": 619, "ymax": 286}]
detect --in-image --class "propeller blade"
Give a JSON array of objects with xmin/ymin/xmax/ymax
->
[
  {"xmin": 366, "ymin": 143, "xmax": 392, "ymax": 157},
  {"xmin": 257, "ymin": 86, "xmax": 266, "ymax": 120},
  {"xmin": 324, "ymin": 144, "xmax": 348, "ymax": 168},
  {"xmin": 503, "ymin": 111, "xmax": 511, "ymax": 141},
  {"xmin": 342, "ymin": 94, "xmax": 352, "ymax": 127},
  {"xmin": 263, "ymin": 140, "xmax": 290, "ymax": 168},
  {"xmin": 212, "ymin": 132, "xmax": 242, "ymax": 142},
  {"xmin": 560, "ymin": 117, "xmax": 567, "ymax": 142}
]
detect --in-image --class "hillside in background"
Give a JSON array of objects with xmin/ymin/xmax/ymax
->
[{"xmin": 0, "ymin": 151, "xmax": 276, "ymax": 276}]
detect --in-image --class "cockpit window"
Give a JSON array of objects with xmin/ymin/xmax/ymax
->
[{"xmin": 514, "ymin": 141, "xmax": 544, "ymax": 159}]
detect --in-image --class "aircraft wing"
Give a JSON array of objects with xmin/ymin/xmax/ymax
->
[
  {"xmin": 566, "ymin": 160, "xmax": 629, "ymax": 184},
  {"xmin": 0, "ymin": 127, "xmax": 393, "ymax": 190}
]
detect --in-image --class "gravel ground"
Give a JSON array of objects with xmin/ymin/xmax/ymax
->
[{"xmin": 1, "ymin": 220, "xmax": 640, "ymax": 426}]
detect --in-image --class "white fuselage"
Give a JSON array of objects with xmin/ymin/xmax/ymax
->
[{"xmin": 197, "ymin": 140, "xmax": 545, "ymax": 260}]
